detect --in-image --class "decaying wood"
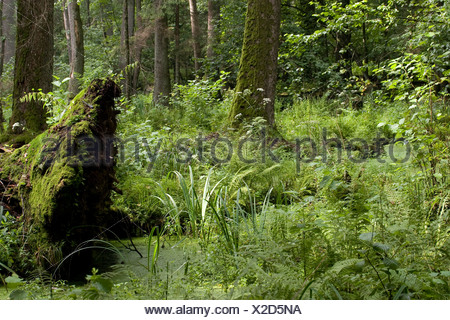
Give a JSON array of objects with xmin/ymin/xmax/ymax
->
[{"xmin": 0, "ymin": 79, "xmax": 121, "ymax": 273}]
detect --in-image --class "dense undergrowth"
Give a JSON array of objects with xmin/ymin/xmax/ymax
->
[{"xmin": 1, "ymin": 77, "xmax": 449, "ymax": 300}]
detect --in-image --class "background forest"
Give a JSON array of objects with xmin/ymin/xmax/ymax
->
[{"xmin": 0, "ymin": 0, "xmax": 449, "ymax": 300}]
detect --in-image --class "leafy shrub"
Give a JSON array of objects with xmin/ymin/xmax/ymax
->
[
  {"xmin": 170, "ymin": 72, "xmax": 230, "ymax": 131},
  {"xmin": 0, "ymin": 210, "xmax": 34, "ymax": 276}
]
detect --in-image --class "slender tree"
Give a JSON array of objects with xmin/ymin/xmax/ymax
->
[
  {"xmin": 121, "ymin": 0, "xmax": 136, "ymax": 96},
  {"xmin": 0, "ymin": 0, "xmax": 4, "ymax": 133},
  {"xmin": 174, "ymin": 2, "xmax": 181, "ymax": 84},
  {"xmin": 85, "ymin": 0, "xmax": 91, "ymax": 27},
  {"xmin": 207, "ymin": 0, "xmax": 219, "ymax": 61},
  {"xmin": 132, "ymin": 0, "xmax": 142, "ymax": 93},
  {"xmin": 2, "ymin": 0, "xmax": 15, "ymax": 63},
  {"xmin": 189, "ymin": 0, "xmax": 202, "ymax": 73},
  {"xmin": 229, "ymin": 0, "xmax": 281, "ymax": 128},
  {"xmin": 120, "ymin": 0, "xmax": 131, "ymax": 98},
  {"xmin": 8, "ymin": 0, "xmax": 54, "ymax": 140},
  {"xmin": 153, "ymin": 0, "xmax": 171, "ymax": 105},
  {"xmin": 0, "ymin": 0, "xmax": 4, "ymax": 78},
  {"xmin": 62, "ymin": 0, "xmax": 72, "ymax": 66},
  {"xmin": 128, "ymin": 0, "xmax": 135, "ymax": 38},
  {"xmin": 67, "ymin": 0, "xmax": 85, "ymax": 97}
]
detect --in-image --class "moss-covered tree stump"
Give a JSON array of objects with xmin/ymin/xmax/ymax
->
[{"xmin": 0, "ymin": 79, "xmax": 121, "ymax": 274}]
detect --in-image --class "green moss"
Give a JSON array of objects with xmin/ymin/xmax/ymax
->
[
  {"xmin": 0, "ymin": 79, "xmax": 121, "ymax": 271},
  {"xmin": 71, "ymin": 120, "xmax": 91, "ymax": 137},
  {"xmin": 28, "ymin": 161, "xmax": 81, "ymax": 224},
  {"xmin": 0, "ymin": 131, "xmax": 38, "ymax": 146},
  {"xmin": 23, "ymin": 90, "xmax": 97, "ymax": 225},
  {"xmin": 229, "ymin": 0, "xmax": 280, "ymax": 128}
]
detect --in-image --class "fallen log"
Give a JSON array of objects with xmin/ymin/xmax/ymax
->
[{"xmin": 0, "ymin": 79, "xmax": 121, "ymax": 274}]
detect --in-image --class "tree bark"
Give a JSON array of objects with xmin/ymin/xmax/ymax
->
[
  {"xmin": 132, "ymin": 0, "xmax": 142, "ymax": 93},
  {"xmin": 153, "ymin": 0, "xmax": 171, "ymax": 106},
  {"xmin": 128, "ymin": 0, "xmax": 135, "ymax": 38},
  {"xmin": 8, "ymin": 0, "xmax": 54, "ymax": 143},
  {"xmin": 62, "ymin": 0, "xmax": 72, "ymax": 66},
  {"xmin": 119, "ymin": 0, "xmax": 135, "ymax": 96},
  {"xmin": 207, "ymin": 0, "xmax": 219, "ymax": 61},
  {"xmin": 174, "ymin": 3, "xmax": 181, "ymax": 85},
  {"xmin": 85, "ymin": 0, "xmax": 91, "ymax": 27},
  {"xmin": 0, "ymin": 0, "xmax": 4, "ymax": 78},
  {"xmin": 2, "ymin": 0, "xmax": 15, "ymax": 63},
  {"xmin": 189, "ymin": 0, "xmax": 202, "ymax": 73},
  {"xmin": 67, "ymin": 0, "xmax": 85, "ymax": 98},
  {"xmin": 229, "ymin": 0, "xmax": 281, "ymax": 129},
  {"xmin": 0, "ymin": 0, "xmax": 4, "ymax": 133},
  {"xmin": 120, "ymin": 0, "xmax": 131, "ymax": 99},
  {"xmin": 0, "ymin": 79, "xmax": 121, "ymax": 275}
]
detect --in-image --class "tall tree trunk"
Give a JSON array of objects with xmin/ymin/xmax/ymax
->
[
  {"xmin": 68, "ymin": 0, "xmax": 85, "ymax": 97},
  {"xmin": 0, "ymin": 0, "xmax": 4, "ymax": 78},
  {"xmin": 153, "ymin": 0, "xmax": 171, "ymax": 106},
  {"xmin": 132, "ymin": 0, "xmax": 142, "ymax": 93},
  {"xmin": 120, "ymin": 0, "xmax": 131, "ymax": 98},
  {"xmin": 0, "ymin": 0, "xmax": 4, "ymax": 133},
  {"xmin": 2, "ymin": 0, "xmax": 15, "ymax": 63},
  {"xmin": 174, "ymin": 2, "xmax": 181, "ymax": 84},
  {"xmin": 62, "ymin": 0, "xmax": 72, "ymax": 66},
  {"xmin": 229, "ymin": 0, "xmax": 281, "ymax": 129},
  {"xmin": 128, "ymin": 0, "xmax": 135, "ymax": 38},
  {"xmin": 85, "ymin": 0, "xmax": 91, "ymax": 27},
  {"xmin": 8, "ymin": 0, "xmax": 54, "ymax": 141},
  {"xmin": 189, "ymin": 0, "xmax": 202, "ymax": 73},
  {"xmin": 206, "ymin": 0, "xmax": 220, "ymax": 78},
  {"xmin": 207, "ymin": 0, "xmax": 219, "ymax": 61},
  {"xmin": 362, "ymin": 15, "xmax": 369, "ymax": 81}
]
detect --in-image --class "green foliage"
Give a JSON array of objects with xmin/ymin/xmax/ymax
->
[
  {"xmin": 170, "ymin": 72, "xmax": 230, "ymax": 131},
  {"xmin": 0, "ymin": 211, "xmax": 19, "ymax": 272},
  {"xmin": 0, "ymin": 211, "xmax": 34, "ymax": 276},
  {"xmin": 1, "ymin": 0, "xmax": 449, "ymax": 301},
  {"xmin": 3, "ymin": 89, "xmax": 449, "ymax": 300},
  {"xmin": 19, "ymin": 76, "xmax": 71, "ymax": 126},
  {"xmin": 279, "ymin": 0, "xmax": 449, "ymax": 105}
]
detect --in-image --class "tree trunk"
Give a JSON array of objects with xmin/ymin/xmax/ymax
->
[
  {"xmin": 8, "ymin": 0, "xmax": 54, "ymax": 143},
  {"xmin": 174, "ymin": 3, "xmax": 181, "ymax": 85},
  {"xmin": 2, "ymin": 0, "xmax": 15, "ymax": 63},
  {"xmin": 189, "ymin": 0, "xmax": 202, "ymax": 73},
  {"xmin": 207, "ymin": 0, "xmax": 219, "ymax": 61},
  {"xmin": 0, "ymin": 0, "xmax": 4, "ymax": 78},
  {"xmin": 128, "ymin": 0, "xmax": 135, "ymax": 38},
  {"xmin": 0, "ymin": 79, "xmax": 121, "ymax": 276},
  {"xmin": 229, "ymin": 0, "xmax": 281, "ymax": 129},
  {"xmin": 153, "ymin": 0, "xmax": 171, "ymax": 106},
  {"xmin": 120, "ymin": 0, "xmax": 131, "ymax": 99},
  {"xmin": 119, "ymin": 0, "xmax": 135, "ymax": 96},
  {"xmin": 62, "ymin": 0, "xmax": 72, "ymax": 66},
  {"xmin": 0, "ymin": 0, "xmax": 4, "ymax": 133},
  {"xmin": 85, "ymin": 0, "xmax": 91, "ymax": 27},
  {"xmin": 68, "ymin": 0, "xmax": 85, "ymax": 98},
  {"xmin": 132, "ymin": 0, "xmax": 142, "ymax": 93}
]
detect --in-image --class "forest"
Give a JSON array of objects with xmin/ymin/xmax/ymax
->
[{"xmin": 0, "ymin": 0, "xmax": 449, "ymax": 300}]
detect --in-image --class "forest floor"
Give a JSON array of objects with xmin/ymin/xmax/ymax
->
[{"xmin": 1, "ymin": 94, "xmax": 449, "ymax": 300}]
